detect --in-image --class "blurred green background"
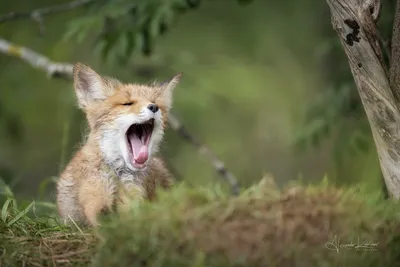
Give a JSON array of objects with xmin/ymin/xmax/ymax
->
[{"xmin": 0, "ymin": 0, "xmax": 392, "ymax": 200}]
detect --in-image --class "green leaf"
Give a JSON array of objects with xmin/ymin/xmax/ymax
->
[
  {"xmin": 1, "ymin": 198, "xmax": 13, "ymax": 222},
  {"xmin": 7, "ymin": 201, "xmax": 34, "ymax": 227},
  {"xmin": 141, "ymin": 26, "xmax": 154, "ymax": 56},
  {"xmin": 125, "ymin": 31, "xmax": 136, "ymax": 58},
  {"xmin": 187, "ymin": 0, "xmax": 201, "ymax": 8}
]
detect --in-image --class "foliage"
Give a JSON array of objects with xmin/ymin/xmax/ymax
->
[
  {"xmin": 0, "ymin": 178, "xmax": 95, "ymax": 266},
  {"xmin": 2, "ymin": 177, "xmax": 400, "ymax": 266},
  {"xmin": 63, "ymin": 0, "xmax": 255, "ymax": 63},
  {"xmin": 96, "ymin": 179, "xmax": 400, "ymax": 266},
  {"xmin": 64, "ymin": 0, "xmax": 201, "ymax": 63}
]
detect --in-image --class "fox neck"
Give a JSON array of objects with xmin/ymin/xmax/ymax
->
[
  {"xmin": 84, "ymin": 132, "xmax": 156, "ymax": 178},
  {"xmin": 83, "ymin": 134, "xmax": 125, "ymax": 174}
]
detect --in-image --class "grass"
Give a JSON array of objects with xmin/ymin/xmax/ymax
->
[
  {"xmin": 0, "ymin": 179, "xmax": 95, "ymax": 266},
  {"xmin": 1, "ymin": 176, "xmax": 400, "ymax": 266}
]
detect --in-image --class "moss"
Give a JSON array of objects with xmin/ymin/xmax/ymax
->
[
  {"xmin": 2, "ymin": 178, "xmax": 400, "ymax": 266},
  {"xmin": 94, "ymin": 179, "xmax": 400, "ymax": 266}
]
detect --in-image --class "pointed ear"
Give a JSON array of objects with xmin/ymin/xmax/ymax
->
[
  {"xmin": 73, "ymin": 63, "xmax": 109, "ymax": 108},
  {"xmin": 159, "ymin": 73, "xmax": 182, "ymax": 108}
]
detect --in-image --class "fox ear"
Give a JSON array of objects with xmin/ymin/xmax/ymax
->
[
  {"xmin": 159, "ymin": 73, "xmax": 182, "ymax": 108},
  {"xmin": 73, "ymin": 63, "xmax": 108, "ymax": 108}
]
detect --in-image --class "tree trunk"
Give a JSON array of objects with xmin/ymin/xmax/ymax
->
[{"xmin": 326, "ymin": 0, "xmax": 400, "ymax": 198}]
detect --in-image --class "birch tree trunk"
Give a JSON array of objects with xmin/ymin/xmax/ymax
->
[{"xmin": 326, "ymin": 0, "xmax": 400, "ymax": 198}]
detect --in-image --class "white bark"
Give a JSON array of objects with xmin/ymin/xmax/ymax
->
[{"xmin": 0, "ymin": 39, "xmax": 73, "ymax": 78}]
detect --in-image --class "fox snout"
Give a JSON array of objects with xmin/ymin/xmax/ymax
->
[{"xmin": 147, "ymin": 103, "xmax": 159, "ymax": 113}]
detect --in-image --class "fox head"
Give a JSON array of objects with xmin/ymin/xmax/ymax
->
[{"xmin": 72, "ymin": 63, "xmax": 182, "ymax": 172}]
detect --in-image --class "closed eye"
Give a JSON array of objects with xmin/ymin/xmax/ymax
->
[{"xmin": 122, "ymin": 102, "xmax": 135, "ymax": 106}]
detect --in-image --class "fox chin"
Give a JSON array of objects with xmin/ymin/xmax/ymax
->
[{"xmin": 56, "ymin": 62, "xmax": 182, "ymax": 226}]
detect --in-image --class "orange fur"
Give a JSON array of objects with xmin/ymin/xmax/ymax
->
[{"xmin": 56, "ymin": 63, "xmax": 182, "ymax": 226}]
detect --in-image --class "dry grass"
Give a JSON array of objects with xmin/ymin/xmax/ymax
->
[{"xmin": 1, "ymin": 231, "xmax": 95, "ymax": 266}]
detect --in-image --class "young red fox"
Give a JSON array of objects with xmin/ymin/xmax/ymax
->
[{"xmin": 56, "ymin": 63, "xmax": 182, "ymax": 226}]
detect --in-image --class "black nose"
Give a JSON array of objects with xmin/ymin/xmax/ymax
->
[{"xmin": 147, "ymin": 103, "xmax": 159, "ymax": 113}]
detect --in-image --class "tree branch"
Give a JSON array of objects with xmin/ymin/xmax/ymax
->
[
  {"xmin": 167, "ymin": 115, "xmax": 240, "ymax": 195},
  {"xmin": 0, "ymin": 39, "xmax": 73, "ymax": 79},
  {"xmin": 326, "ymin": 0, "xmax": 400, "ymax": 198},
  {"xmin": 0, "ymin": 37, "xmax": 240, "ymax": 195},
  {"xmin": 0, "ymin": 0, "xmax": 96, "ymax": 24}
]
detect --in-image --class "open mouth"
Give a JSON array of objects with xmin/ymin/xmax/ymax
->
[{"xmin": 126, "ymin": 119, "xmax": 154, "ymax": 168}]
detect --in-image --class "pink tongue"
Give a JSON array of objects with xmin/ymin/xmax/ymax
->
[{"xmin": 129, "ymin": 134, "xmax": 148, "ymax": 164}]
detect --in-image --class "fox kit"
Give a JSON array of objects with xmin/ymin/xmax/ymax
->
[{"xmin": 56, "ymin": 63, "xmax": 182, "ymax": 226}]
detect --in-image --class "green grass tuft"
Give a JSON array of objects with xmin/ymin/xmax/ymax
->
[{"xmin": 0, "ymin": 178, "xmax": 95, "ymax": 266}]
